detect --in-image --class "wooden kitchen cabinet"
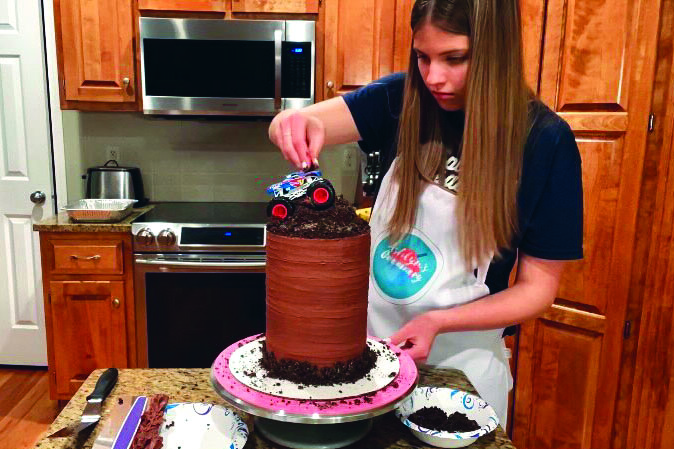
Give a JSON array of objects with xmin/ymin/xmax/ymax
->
[
  {"xmin": 511, "ymin": 1, "xmax": 662, "ymax": 449},
  {"xmin": 232, "ymin": 0, "xmax": 319, "ymax": 13},
  {"xmin": 39, "ymin": 232, "xmax": 137, "ymax": 400},
  {"xmin": 138, "ymin": 0, "xmax": 227, "ymax": 11},
  {"xmin": 49, "ymin": 281, "xmax": 128, "ymax": 397},
  {"xmin": 322, "ymin": 0, "xmax": 542, "ymax": 99},
  {"xmin": 321, "ymin": 0, "xmax": 397, "ymax": 98},
  {"xmin": 138, "ymin": 0, "xmax": 318, "ymax": 13},
  {"xmin": 54, "ymin": 0, "xmax": 137, "ymax": 110}
]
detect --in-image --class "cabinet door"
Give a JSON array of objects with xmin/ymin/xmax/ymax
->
[
  {"xmin": 393, "ymin": 0, "xmax": 414, "ymax": 73},
  {"xmin": 511, "ymin": 0, "xmax": 661, "ymax": 448},
  {"xmin": 520, "ymin": 0, "xmax": 545, "ymax": 91},
  {"xmin": 231, "ymin": 0, "xmax": 319, "ymax": 13},
  {"xmin": 389, "ymin": 0, "xmax": 543, "ymax": 83},
  {"xmin": 57, "ymin": 0, "xmax": 135, "ymax": 103},
  {"xmin": 137, "ymin": 0, "xmax": 227, "ymax": 11},
  {"xmin": 322, "ymin": 0, "xmax": 395, "ymax": 98},
  {"xmin": 49, "ymin": 281, "xmax": 127, "ymax": 397}
]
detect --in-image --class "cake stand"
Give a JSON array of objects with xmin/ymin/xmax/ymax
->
[{"xmin": 211, "ymin": 334, "xmax": 419, "ymax": 449}]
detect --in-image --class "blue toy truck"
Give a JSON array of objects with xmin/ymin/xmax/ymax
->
[{"xmin": 266, "ymin": 170, "xmax": 336, "ymax": 219}]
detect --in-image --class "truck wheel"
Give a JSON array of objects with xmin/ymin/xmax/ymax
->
[
  {"xmin": 267, "ymin": 198, "xmax": 295, "ymax": 220},
  {"xmin": 308, "ymin": 180, "xmax": 336, "ymax": 210}
]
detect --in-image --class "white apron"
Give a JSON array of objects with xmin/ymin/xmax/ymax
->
[{"xmin": 367, "ymin": 159, "xmax": 513, "ymax": 427}]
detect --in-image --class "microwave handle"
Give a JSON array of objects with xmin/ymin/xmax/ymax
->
[{"xmin": 274, "ymin": 29, "xmax": 282, "ymax": 111}]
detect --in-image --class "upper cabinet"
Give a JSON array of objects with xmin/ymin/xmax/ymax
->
[
  {"xmin": 393, "ymin": 0, "xmax": 414, "ymax": 73},
  {"xmin": 137, "ymin": 0, "xmax": 317, "ymax": 13},
  {"xmin": 520, "ymin": 0, "xmax": 545, "ymax": 91},
  {"xmin": 232, "ymin": 0, "xmax": 319, "ymax": 13},
  {"xmin": 55, "ymin": 0, "xmax": 137, "ymax": 109},
  {"xmin": 321, "ymin": 0, "xmax": 541, "ymax": 98},
  {"xmin": 137, "ymin": 0, "xmax": 227, "ymax": 11},
  {"xmin": 322, "ymin": 0, "xmax": 397, "ymax": 99}
]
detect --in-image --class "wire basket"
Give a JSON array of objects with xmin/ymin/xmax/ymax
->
[{"xmin": 62, "ymin": 199, "xmax": 137, "ymax": 223}]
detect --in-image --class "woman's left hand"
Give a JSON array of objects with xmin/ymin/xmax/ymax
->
[{"xmin": 389, "ymin": 311, "xmax": 443, "ymax": 363}]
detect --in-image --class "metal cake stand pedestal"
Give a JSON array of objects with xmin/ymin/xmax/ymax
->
[{"xmin": 211, "ymin": 335, "xmax": 419, "ymax": 449}]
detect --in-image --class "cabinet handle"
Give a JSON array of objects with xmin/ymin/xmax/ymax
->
[
  {"xmin": 70, "ymin": 254, "xmax": 101, "ymax": 261},
  {"xmin": 123, "ymin": 77, "xmax": 130, "ymax": 86},
  {"xmin": 326, "ymin": 81, "xmax": 334, "ymax": 89},
  {"xmin": 112, "ymin": 298, "xmax": 120, "ymax": 309}
]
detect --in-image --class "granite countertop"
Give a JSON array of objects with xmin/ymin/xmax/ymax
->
[
  {"xmin": 33, "ymin": 206, "xmax": 153, "ymax": 233},
  {"xmin": 33, "ymin": 367, "xmax": 515, "ymax": 449}
]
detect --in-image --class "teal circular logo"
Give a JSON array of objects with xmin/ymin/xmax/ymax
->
[{"xmin": 372, "ymin": 234, "xmax": 438, "ymax": 302}]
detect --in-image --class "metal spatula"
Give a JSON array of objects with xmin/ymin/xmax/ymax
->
[{"xmin": 47, "ymin": 368, "xmax": 118, "ymax": 439}]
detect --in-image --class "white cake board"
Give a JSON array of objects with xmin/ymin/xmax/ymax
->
[{"xmin": 228, "ymin": 338, "xmax": 400, "ymax": 400}]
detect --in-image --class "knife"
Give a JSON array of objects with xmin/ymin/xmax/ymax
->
[{"xmin": 47, "ymin": 368, "xmax": 119, "ymax": 439}]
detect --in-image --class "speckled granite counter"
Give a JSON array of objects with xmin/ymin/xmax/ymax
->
[
  {"xmin": 33, "ymin": 206, "xmax": 153, "ymax": 232},
  {"xmin": 33, "ymin": 368, "xmax": 515, "ymax": 449}
]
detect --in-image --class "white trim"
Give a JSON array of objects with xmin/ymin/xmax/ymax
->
[{"xmin": 41, "ymin": 0, "xmax": 68, "ymax": 210}]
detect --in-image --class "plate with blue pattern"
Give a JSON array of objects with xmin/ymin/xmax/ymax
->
[
  {"xmin": 394, "ymin": 387, "xmax": 499, "ymax": 448},
  {"xmin": 160, "ymin": 403, "xmax": 248, "ymax": 449}
]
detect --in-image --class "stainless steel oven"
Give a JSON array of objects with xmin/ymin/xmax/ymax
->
[
  {"xmin": 132, "ymin": 202, "xmax": 268, "ymax": 368},
  {"xmin": 139, "ymin": 17, "xmax": 315, "ymax": 116}
]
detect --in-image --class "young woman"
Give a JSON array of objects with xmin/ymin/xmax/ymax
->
[{"xmin": 268, "ymin": 0, "xmax": 583, "ymax": 427}]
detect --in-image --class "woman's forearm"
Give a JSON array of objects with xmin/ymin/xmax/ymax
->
[
  {"xmin": 430, "ymin": 282, "xmax": 555, "ymax": 333},
  {"xmin": 431, "ymin": 255, "xmax": 565, "ymax": 333},
  {"xmin": 268, "ymin": 98, "xmax": 361, "ymax": 148}
]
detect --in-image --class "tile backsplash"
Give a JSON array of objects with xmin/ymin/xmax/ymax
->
[{"xmin": 62, "ymin": 111, "xmax": 361, "ymax": 204}]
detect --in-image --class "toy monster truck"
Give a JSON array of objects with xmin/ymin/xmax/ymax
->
[{"xmin": 266, "ymin": 170, "xmax": 336, "ymax": 219}]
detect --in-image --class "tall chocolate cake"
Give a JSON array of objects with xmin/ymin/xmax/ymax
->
[{"xmin": 263, "ymin": 197, "xmax": 373, "ymax": 385}]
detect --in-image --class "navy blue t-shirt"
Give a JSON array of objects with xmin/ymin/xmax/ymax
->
[{"xmin": 343, "ymin": 72, "xmax": 583, "ymax": 304}]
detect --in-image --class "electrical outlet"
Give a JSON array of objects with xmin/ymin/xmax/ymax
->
[
  {"xmin": 106, "ymin": 146, "xmax": 121, "ymax": 162},
  {"xmin": 343, "ymin": 149, "xmax": 356, "ymax": 171}
]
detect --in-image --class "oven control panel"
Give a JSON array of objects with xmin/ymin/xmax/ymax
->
[{"xmin": 132, "ymin": 223, "xmax": 266, "ymax": 252}]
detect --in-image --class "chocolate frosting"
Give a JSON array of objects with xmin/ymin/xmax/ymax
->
[{"xmin": 265, "ymin": 231, "xmax": 370, "ymax": 368}]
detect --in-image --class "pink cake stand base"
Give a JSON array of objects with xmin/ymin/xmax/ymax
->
[{"xmin": 210, "ymin": 334, "xmax": 419, "ymax": 425}]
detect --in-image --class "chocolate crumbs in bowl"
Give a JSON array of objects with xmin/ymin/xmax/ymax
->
[
  {"xmin": 266, "ymin": 197, "xmax": 369, "ymax": 239},
  {"xmin": 408, "ymin": 406, "xmax": 480, "ymax": 433}
]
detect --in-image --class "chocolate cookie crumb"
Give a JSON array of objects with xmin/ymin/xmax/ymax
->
[
  {"xmin": 408, "ymin": 406, "xmax": 480, "ymax": 433},
  {"xmin": 261, "ymin": 341, "xmax": 377, "ymax": 386},
  {"xmin": 267, "ymin": 197, "xmax": 369, "ymax": 239}
]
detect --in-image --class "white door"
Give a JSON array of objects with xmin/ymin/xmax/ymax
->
[{"xmin": 0, "ymin": 0, "xmax": 53, "ymax": 365}]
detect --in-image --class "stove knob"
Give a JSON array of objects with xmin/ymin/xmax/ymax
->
[
  {"xmin": 137, "ymin": 228, "xmax": 155, "ymax": 245},
  {"xmin": 157, "ymin": 229, "xmax": 176, "ymax": 246}
]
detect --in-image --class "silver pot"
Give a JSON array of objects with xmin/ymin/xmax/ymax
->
[{"xmin": 85, "ymin": 160, "xmax": 148, "ymax": 206}]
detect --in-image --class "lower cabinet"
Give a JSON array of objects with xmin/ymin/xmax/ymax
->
[
  {"xmin": 48, "ymin": 281, "xmax": 128, "ymax": 397},
  {"xmin": 40, "ymin": 232, "xmax": 136, "ymax": 400}
]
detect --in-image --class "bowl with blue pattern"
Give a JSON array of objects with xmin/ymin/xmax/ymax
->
[
  {"xmin": 394, "ymin": 386, "xmax": 499, "ymax": 448},
  {"xmin": 160, "ymin": 403, "xmax": 248, "ymax": 449}
]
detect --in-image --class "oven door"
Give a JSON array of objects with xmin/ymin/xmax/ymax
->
[{"xmin": 134, "ymin": 253, "xmax": 266, "ymax": 368}]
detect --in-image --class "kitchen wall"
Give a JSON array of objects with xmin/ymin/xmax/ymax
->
[{"xmin": 61, "ymin": 111, "xmax": 361, "ymax": 204}]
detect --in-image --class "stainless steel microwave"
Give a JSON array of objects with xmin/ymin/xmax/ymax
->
[{"xmin": 139, "ymin": 18, "xmax": 315, "ymax": 116}]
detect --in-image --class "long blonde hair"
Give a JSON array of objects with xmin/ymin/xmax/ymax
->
[{"xmin": 389, "ymin": 0, "xmax": 531, "ymax": 269}]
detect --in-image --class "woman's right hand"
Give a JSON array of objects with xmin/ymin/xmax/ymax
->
[{"xmin": 270, "ymin": 110, "xmax": 325, "ymax": 169}]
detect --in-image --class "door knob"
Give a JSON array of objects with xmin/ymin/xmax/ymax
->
[
  {"xmin": 123, "ymin": 77, "xmax": 130, "ymax": 86},
  {"xmin": 326, "ymin": 81, "xmax": 334, "ymax": 89},
  {"xmin": 30, "ymin": 191, "xmax": 46, "ymax": 204},
  {"xmin": 112, "ymin": 298, "xmax": 120, "ymax": 309}
]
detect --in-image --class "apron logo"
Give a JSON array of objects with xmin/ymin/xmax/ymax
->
[
  {"xmin": 372, "ymin": 233, "xmax": 440, "ymax": 303},
  {"xmin": 381, "ymin": 248, "xmax": 428, "ymax": 282}
]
